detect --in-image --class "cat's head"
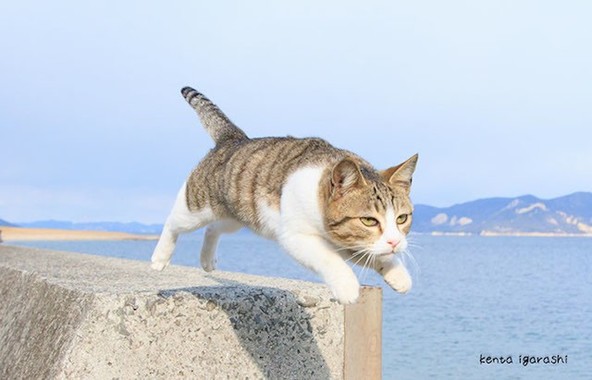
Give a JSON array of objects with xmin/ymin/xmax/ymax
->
[{"xmin": 323, "ymin": 154, "xmax": 418, "ymax": 258}]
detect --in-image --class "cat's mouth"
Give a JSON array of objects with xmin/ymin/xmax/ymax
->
[{"xmin": 374, "ymin": 252, "xmax": 395, "ymax": 257}]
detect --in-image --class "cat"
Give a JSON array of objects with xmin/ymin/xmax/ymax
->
[{"xmin": 151, "ymin": 86, "xmax": 418, "ymax": 304}]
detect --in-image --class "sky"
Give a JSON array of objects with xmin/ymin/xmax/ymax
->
[{"xmin": 1, "ymin": 1, "xmax": 591, "ymax": 223}]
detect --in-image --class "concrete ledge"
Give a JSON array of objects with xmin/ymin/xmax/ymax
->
[{"xmin": 0, "ymin": 246, "xmax": 381, "ymax": 379}]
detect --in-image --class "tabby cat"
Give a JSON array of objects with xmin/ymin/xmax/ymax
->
[{"xmin": 151, "ymin": 87, "xmax": 418, "ymax": 304}]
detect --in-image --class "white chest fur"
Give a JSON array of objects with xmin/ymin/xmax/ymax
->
[
  {"xmin": 278, "ymin": 166, "xmax": 326, "ymax": 237},
  {"xmin": 253, "ymin": 166, "xmax": 325, "ymax": 240}
]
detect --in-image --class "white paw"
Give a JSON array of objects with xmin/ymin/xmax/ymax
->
[
  {"xmin": 151, "ymin": 259, "xmax": 169, "ymax": 271},
  {"xmin": 384, "ymin": 269, "xmax": 412, "ymax": 294},
  {"xmin": 328, "ymin": 274, "xmax": 360, "ymax": 304},
  {"xmin": 200, "ymin": 256, "xmax": 216, "ymax": 272}
]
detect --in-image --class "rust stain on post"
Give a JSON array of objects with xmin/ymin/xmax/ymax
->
[{"xmin": 344, "ymin": 286, "xmax": 382, "ymax": 380}]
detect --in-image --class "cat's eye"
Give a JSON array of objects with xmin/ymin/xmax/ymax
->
[
  {"xmin": 396, "ymin": 214, "xmax": 409, "ymax": 224},
  {"xmin": 360, "ymin": 217, "xmax": 379, "ymax": 227}
]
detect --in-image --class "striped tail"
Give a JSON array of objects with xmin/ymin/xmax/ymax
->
[{"xmin": 181, "ymin": 86, "xmax": 248, "ymax": 145}]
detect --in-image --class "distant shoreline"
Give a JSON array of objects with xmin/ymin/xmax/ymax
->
[
  {"xmin": 2, "ymin": 226, "xmax": 591, "ymax": 242},
  {"xmin": 423, "ymin": 231, "xmax": 592, "ymax": 238},
  {"xmin": 0, "ymin": 227, "xmax": 158, "ymax": 242}
]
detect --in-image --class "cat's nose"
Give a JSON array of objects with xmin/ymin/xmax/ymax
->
[{"xmin": 387, "ymin": 239, "xmax": 399, "ymax": 248}]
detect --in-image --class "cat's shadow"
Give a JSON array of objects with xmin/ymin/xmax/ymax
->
[{"xmin": 158, "ymin": 275, "xmax": 333, "ymax": 379}]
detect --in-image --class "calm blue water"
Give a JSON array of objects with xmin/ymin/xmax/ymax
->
[{"xmin": 17, "ymin": 233, "xmax": 591, "ymax": 379}]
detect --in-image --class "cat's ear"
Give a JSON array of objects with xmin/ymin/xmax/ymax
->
[
  {"xmin": 381, "ymin": 154, "xmax": 418, "ymax": 190},
  {"xmin": 331, "ymin": 158, "xmax": 366, "ymax": 198}
]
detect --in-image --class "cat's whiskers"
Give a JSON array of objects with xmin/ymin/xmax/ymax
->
[
  {"xmin": 359, "ymin": 251, "xmax": 375, "ymax": 284},
  {"xmin": 345, "ymin": 248, "xmax": 372, "ymax": 265},
  {"xmin": 401, "ymin": 236, "xmax": 421, "ymax": 274},
  {"xmin": 349, "ymin": 247, "xmax": 380, "ymax": 285},
  {"xmin": 335, "ymin": 244, "xmax": 370, "ymax": 253},
  {"xmin": 400, "ymin": 248, "xmax": 420, "ymax": 279},
  {"xmin": 351, "ymin": 249, "xmax": 371, "ymax": 267},
  {"xmin": 405, "ymin": 235, "xmax": 423, "ymax": 250},
  {"xmin": 358, "ymin": 255, "xmax": 368, "ymax": 283}
]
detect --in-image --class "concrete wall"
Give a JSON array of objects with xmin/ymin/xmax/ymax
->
[{"xmin": 0, "ymin": 246, "xmax": 381, "ymax": 379}]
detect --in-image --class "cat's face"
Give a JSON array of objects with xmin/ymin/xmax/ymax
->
[{"xmin": 323, "ymin": 155, "xmax": 417, "ymax": 258}]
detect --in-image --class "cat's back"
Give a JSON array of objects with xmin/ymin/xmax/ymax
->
[
  {"xmin": 210, "ymin": 135, "xmax": 348, "ymax": 191},
  {"xmin": 186, "ymin": 136, "xmax": 355, "ymax": 230},
  {"xmin": 241, "ymin": 135, "xmax": 345, "ymax": 170}
]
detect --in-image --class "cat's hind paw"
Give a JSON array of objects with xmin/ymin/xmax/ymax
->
[
  {"xmin": 200, "ymin": 257, "xmax": 216, "ymax": 272},
  {"xmin": 151, "ymin": 259, "xmax": 170, "ymax": 271}
]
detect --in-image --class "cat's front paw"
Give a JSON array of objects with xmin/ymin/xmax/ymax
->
[
  {"xmin": 384, "ymin": 269, "xmax": 412, "ymax": 294},
  {"xmin": 328, "ymin": 275, "xmax": 360, "ymax": 304}
]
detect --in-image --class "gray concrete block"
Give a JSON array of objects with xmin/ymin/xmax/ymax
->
[{"xmin": 0, "ymin": 245, "xmax": 361, "ymax": 379}]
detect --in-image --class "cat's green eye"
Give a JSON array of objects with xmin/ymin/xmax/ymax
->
[
  {"xmin": 360, "ymin": 217, "xmax": 379, "ymax": 227},
  {"xmin": 396, "ymin": 214, "xmax": 409, "ymax": 224}
]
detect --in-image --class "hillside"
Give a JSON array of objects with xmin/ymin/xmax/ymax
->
[
  {"xmin": 3, "ymin": 192, "xmax": 591, "ymax": 237},
  {"xmin": 414, "ymin": 192, "xmax": 592, "ymax": 236},
  {"xmin": 0, "ymin": 219, "xmax": 17, "ymax": 227}
]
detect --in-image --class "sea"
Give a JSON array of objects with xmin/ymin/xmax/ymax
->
[{"xmin": 17, "ymin": 233, "xmax": 591, "ymax": 380}]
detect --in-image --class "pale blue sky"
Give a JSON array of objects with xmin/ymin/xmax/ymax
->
[{"xmin": 1, "ymin": 1, "xmax": 591, "ymax": 223}]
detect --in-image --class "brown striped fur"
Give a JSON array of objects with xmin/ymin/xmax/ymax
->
[{"xmin": 186, "ymin": 136, "xmax": 362, "ymax": 234}]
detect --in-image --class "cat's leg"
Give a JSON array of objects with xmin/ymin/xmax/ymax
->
[
  {"xmin": 279, "ymin": 233, "xmax": 360, "ymax": 304},
  {"xmin": 373, "ymin": 255, "xmax": 412, "ymax": 294},
  {"xmin": 151, "ymin": 182, "xmax": 215, "ymax": 271},
  {"xmin": 200, "ymin": 219, "xmax": 242, "ymax": 272}
]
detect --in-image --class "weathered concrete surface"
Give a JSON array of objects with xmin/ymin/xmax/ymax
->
[{"xmin": 0, "ymin": 245, "xmax": 348, "ymax": 379}]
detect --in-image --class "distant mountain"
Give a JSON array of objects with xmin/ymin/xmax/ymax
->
[
  {"xmin": 4, "ymin": 192, "xmax": 592, "ymax": 237},
  {"xmin": 413, "ymin": 192, "xmax": 592, "ymax": 236},
  {"xmin": 0, "ymin": 219, "xmax": 17, "ymax": 227},
  {"xmin": 19, "ymin": 220, "xmax": 163, "ymax": 235}
]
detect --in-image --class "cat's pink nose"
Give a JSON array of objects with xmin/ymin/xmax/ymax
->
[{"xmin": 387, "ymin": 239, "xmax": 399, "ymax": 248}]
